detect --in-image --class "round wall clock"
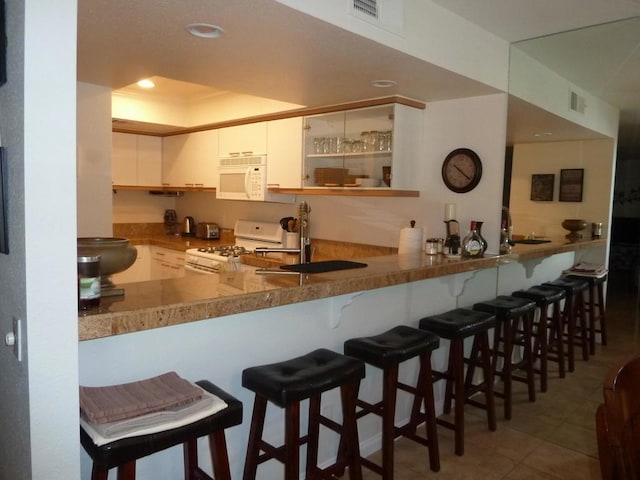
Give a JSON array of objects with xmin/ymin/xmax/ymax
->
[{"xmin": 441, "ymin": 148, "xmax": 483, "ymax": 193}]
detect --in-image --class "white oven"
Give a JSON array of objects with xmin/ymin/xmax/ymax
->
[{"xmin": 183, "ymin": 220, "xmax": 285, "ymax": 276}]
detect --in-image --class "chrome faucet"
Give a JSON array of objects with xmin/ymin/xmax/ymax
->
[{"xmin": 254, "ymin": 201, "xmax": 312, "ymax": 264}]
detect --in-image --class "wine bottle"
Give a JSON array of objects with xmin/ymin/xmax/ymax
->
[{"xmin": 462, "ymin": 221, "xmax": 485, "ymax": 258}]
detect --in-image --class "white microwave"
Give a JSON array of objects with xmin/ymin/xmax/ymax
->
[{"xmin": 217, "ymin": 155, "xmax": 294, "ymax": 203}]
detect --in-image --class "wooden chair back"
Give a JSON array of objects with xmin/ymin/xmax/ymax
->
[{"xmin": 597, "ymin": 353, "xmax": 640, "ymax": 480}]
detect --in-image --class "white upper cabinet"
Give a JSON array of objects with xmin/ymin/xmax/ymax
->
[
  {"xmin": 218, "ymin": 122, "xmax": 267, "ymax": 157},
  {"xmin": 112, "ymin": 132, "xmax": 162, "ymax": 187},
  {"xmin": 162, "ymin": 130, "xmax": 218, "ymax": 189},
  {"xmin": 266, "ymin": 117, "xmax": 303, "ymax": 188},
  {"xmin": 302, "ymin": 103, "xmax": 422, "ymax": 190}
]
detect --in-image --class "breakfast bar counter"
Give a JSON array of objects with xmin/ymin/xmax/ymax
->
[{"xmin": 78, "ymin": 237, "xmax": 605, "ymax": 341}]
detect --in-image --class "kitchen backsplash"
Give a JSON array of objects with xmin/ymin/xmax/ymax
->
[{"xmin": 112, "ymin": 223, "xmax": 396, "ymax": 260}]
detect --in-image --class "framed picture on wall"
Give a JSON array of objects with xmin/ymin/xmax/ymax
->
[
  {"xmin": 530, "ymin": 174, "xmax": 554, "ymax": 201},
  {"xmin": 559, "ymin": 168, "xmax": 584, "ymax": 202}
]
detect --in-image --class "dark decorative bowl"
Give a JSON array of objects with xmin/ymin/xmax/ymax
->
[
  {"xmin": 77, "ymin": 238, "xmax": 137, "ymax": 294},
  {"xmin": 561, "ymin": 219, "xmax": 589, "ymax": 241}
]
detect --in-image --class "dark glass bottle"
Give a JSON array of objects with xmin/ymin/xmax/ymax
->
[
  {"xmin": 462, "ymin": 221, "xmax": 485, "ymax": 258},
  {"xmin": 475, "ymin": 221, "xmax": 488, "ymax": 253}
]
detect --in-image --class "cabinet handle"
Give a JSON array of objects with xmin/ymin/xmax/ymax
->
[
  {"xmin": 185, "ymin": 183, "xmax": 194, "ymax": 187},
  {"xmin": 241, "ymin": 151, "xmax": 253, "ymax": 156}
]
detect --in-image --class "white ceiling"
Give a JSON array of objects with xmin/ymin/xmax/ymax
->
[{"xmin": 77, "ymin": 0, "xmax": 640, "ymax": 155}]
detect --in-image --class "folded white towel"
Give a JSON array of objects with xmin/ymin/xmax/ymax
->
[{"xmin": 81, "ymin": 386, "xmax": 227, "ymax": 447}]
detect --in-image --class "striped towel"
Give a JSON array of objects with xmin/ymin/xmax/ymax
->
[{"xmin": 80, "ymin": 371, "xmax": 203, "ymax": 424}]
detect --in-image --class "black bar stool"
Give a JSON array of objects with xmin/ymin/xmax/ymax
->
[
  {"xmin": 344, "ymin": 325, "xmax": 440, "ymax": 478},
  {"xmin": 242, "ymin": 348, "xmax": 365, "ymax": 480},
  {"xmin": 473, "ymin": 296, "xmax": 537, "ymax": 420},
  {"xmin": 80, "ymin": 380, "xmax": 243, "ymax": 480},
  {"xmin": 543, "ymin": 277, "xmax": 590, "ymax": 371},
  {"xmin": 513, "ymin": 285, "xmax": 566, "ymax": 392},
  {"xmin": 418, "ymin": 308, "xmax": 497, "ymax": 456},
  {"xmin": 567, "ymin": 273, "xmax": 608, "ymax": 354}
]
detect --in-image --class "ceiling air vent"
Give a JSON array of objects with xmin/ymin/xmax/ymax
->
[
  {"xmin": 353, "ymin": 0, "xmax": 379, "ymax": 19},
  {"xmin": 569, "ymin": 90, "xmax": 586, "ymax": 114}
]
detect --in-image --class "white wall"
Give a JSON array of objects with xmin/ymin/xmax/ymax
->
[
  {"xmin": 510, "ymin": 139, "xmax": 615, "ymax": 239},
  {"xmin": 77, "ymin": 82, "xmax": 113, "ymax": 236}
]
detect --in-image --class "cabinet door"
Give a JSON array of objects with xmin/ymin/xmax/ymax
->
[
  {"xmin": 267, "ymin": 117, "xmax": 303, "ymax": 188},
  {"xmin": 136, "ymin": 135, "xmax": 162, "ymax": 186},
  {"xmin": 303, "ymin": 105, "xmax": 394, "ymax": 188},
  {"xmin": 162, "ymin": 131, "xmax": 218, "ymax": 188},
  {"xmin": 218, "ymin": 122, "xmax": 267, "ymax": 157},
  {"xmin": 111, "ymin": 245, "xmax": 151, "ymax": 284},
  {"xmin": 112, "ymin": 132, "xmax": 138, "ymax": 185}
]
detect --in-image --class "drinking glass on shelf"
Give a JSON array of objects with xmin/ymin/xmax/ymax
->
[
  {"xmin": 313, "ymin": 137, "xmax": 323, "ymax": 154},
  {"xmin": 328, "ymin": 136, "xmax": 338, "ymax": 153},
  {"xmin": 352, "ymin": 140, "xmax": 364, "ymax": 152},
  {"xmin": 384, "ymin": 131, "xmax": 392, "ymax": 151}
]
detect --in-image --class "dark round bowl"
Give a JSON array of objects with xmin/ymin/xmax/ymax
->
[
  {"xmin": 77, "ymin": 237, "xmax": 137, "ymax": 277},
  {"xmin": 561, "ymin": 219, "xmax": 589, "ymax": 240}
]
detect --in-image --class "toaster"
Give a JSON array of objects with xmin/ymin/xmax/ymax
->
[{"xmin": 196, "ymin": 222, "xmax": 220, "ymax": 240}]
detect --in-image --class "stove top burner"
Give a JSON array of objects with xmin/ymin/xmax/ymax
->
[{"xmin": 197, "ymin": 245, "xmax": 251, "ymax": 257}]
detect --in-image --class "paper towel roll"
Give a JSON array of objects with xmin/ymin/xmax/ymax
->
[{"xmin": 398, "ymin": 227, "xmax": 424, "ymax": 254}]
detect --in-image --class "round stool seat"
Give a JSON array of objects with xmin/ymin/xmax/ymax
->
[
  {"xmin": 512, "ymin": 285, "xmax": 566, "ymax": 305},
  {"xmin": 473, "ymin": 295, "xmax": 536, "ymax": 318},
  {"xmin": 242, "ymin": 348, "xmax": 365, "ymax": 408},
  {"xmin": 418, "ymin": 308, "xmax": 495, "ymax": 339},
  {"xmin": 344, "ymin": 325, "xmax": 439, "ymax": 369},
  {"xmin": 543, "ymin": 277, "xmax": 588, "ymax": 294}
]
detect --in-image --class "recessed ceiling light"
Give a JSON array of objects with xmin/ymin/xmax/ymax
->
[
  {"xmin": 137, "ymin": 79, "xmax": 155, "ymax": 89},
  {"xmin": 533, "ymin": 132, "xmax": 553, "ymax": 137},
  {"xmin": 371, "ymin": 80, "xmax": 396, "ymax": 88},
  {"xmin": 186, "ymin": 23, "xmax": 225, "ymax": 39}
]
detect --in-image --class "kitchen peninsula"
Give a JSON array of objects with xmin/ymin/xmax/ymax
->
[
  {"xmin": 78, "ymin": 237, "xmax": 605, "ymax": 478},
  {"xmin": 79, "ymin": 237, "xmax": 605, "ymax": 341}
]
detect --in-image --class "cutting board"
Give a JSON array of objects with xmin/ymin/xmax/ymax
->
[{"xmin": 280, "ymin": 260, "xmax": 367, "ymax": 274}]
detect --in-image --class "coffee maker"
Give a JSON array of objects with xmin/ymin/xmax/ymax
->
[{"xmin": 163, "ymin": 209, "xmax": 179, "ymax": 236}]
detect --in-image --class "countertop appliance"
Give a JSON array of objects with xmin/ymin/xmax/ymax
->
[
  {"xmin": 184, "ymin": 220, "xmax": 284, "ymax": 275},
  {"xmin": 217, "ymin": 155, "xmax": 294, "ymax": 203},
  {"xmin": 181, "ymin": 216, "xmax": 196, "ymax": 237},
  {"xmin": 196, "ymin": 222, "xmax": 220, "ymax": 240}
]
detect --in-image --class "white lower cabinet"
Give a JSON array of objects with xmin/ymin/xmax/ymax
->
[
  {"xmin": 150, "ymin": 246, "xmax": 186, "ymax": 280},
  {"xmin": 111, "ymin": 245, "xmax": 151, "ymax": 284}
]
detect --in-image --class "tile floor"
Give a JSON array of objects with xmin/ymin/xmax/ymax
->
[{"xmin": 360, "ymin": 275, "xmax": 640, "ymax": 479}]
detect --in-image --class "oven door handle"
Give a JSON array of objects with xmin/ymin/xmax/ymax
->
[{"xmin": 185, "ymin": 263, "xmax": 218, "ymax": 275}]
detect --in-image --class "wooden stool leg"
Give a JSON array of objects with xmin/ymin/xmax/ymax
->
[
  {"xmin": 587, "ymin": 284, "xmax": 597, "ymax": 355},
  {"xmin": 284, "ymin": 402, "xmax": 301, "ymax": 480},
  {"xmin": 306, "ymin": 394, "xmax": 321, "ymax": 477},
  {"xmin": 479, "ymin": 332, "xmax": 497, "ymax": 431},
  {"xmin": 243, "ymin": 396, "xmax": 267, "ymax": 480},
  {"xmin": 341, "ymin": 380, "xmax": 363, "ymax": 480},
  {"xmin": 534, "ymin": 308, "xmax": 549, "ymax": 392},
  {"xmin": 208, "ymin": 430, "xmax": 232, "ymax": 480},
  {"xmin": 91, "ymin": 466, "xmax": 109, "ymax": 480},
  {"xmin": 522, "ymin": 312, "xmax": 536, "ymax": 402},
  {"xmin": 419, "ymin": 353, "xmax": 440, "ymax": 472},
  {"xmin": 502, "ymin": 318, "xmax": 514, "ymax": 420},
  {"xmin": 381, "ymin": 364, "xmax": 399, "ymax": 480},
  {"xmin": 116, "ymin": 461, "xmax": 136, "ymax": 480},
  {"xmin": 576, "ymin": 295, "xmax": 589, "ymax": 361},
  {"xmin": 184, "ymin": 438, "xmax": 198, "ymax": 480},
  {"xmin": 452, "ymin": 338, "xmax": 465, "ymax": 456},
  {"xmin": 598, "ymin": 281, "xmax": 608, "ymax": 346},
  {"xmin": 443, "ymin": 342, "xmax": 456, "ymax": 415},
  {"xmin": 564, "ymin": 296, "xmax": 576, "ymax": 372}
]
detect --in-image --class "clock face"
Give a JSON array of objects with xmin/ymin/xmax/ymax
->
[{"xmin": 441, "ymin": 148, "xmax": 482, "ymax": 193}]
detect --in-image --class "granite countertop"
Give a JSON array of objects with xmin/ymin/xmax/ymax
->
[{"xmin": 78, "ymin": 236, "xmax": 605, "ymax": 341}]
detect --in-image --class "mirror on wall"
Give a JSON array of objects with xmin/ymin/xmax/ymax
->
[{"xmin": 506, "ymin": 16, "xmax": 640, "ymax": 304}]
